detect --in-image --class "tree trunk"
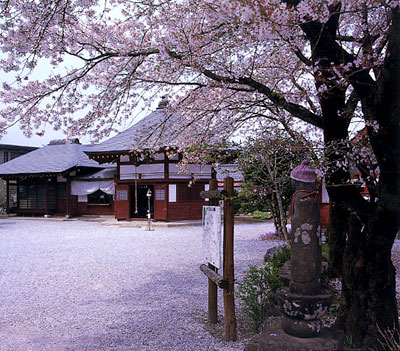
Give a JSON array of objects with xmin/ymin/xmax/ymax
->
[
  {"xmin": 326, "ymin": 199, "xmax": 348, "ymax": 278},
  {"xmin": 324, "ymin": 134, "xmax": 399, "ymax": 348},
  {"xmin": 274, "ymin": 189, "xmax": 288, "ymax": 241},
  {"xmin": 336, "ymin": 7, "xmax": 400, "ymax": 347},
  {"xmin": 270, "ymin": 196, "xmax": 283, "ymax": 237},
  {"xmin": 265, "ymin": 161, "xmax": 289, "ymax": 240},
  {"xmin": 335, "ymin": 207, "xmax": 399, "ymax": 348},
  {"xmin": 294, "ymin": 5, "xmax": 399, "ymax": 346}
]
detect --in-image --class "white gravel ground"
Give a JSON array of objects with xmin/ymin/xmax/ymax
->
[{"xmin": 0, "ymin": 218, "xmax": 281, "ymax": 351}]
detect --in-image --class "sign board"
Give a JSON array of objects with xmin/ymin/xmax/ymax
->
[{"xmin": 202, "ymin": 206, "xmax": 223, "ymax": 269}]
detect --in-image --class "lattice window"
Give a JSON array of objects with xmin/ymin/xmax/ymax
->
[
  {"xmin": 116, "ymin": 189, "xmax": 128, "ymax": 201},
  {"xmin": 155, "ymin": 189, "xmax": 165, "ymax": 201},
  {"xmin": 18, "ymin": 184, "xmax": 47, "ymax": 209}
]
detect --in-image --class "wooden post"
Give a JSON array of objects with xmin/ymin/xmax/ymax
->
[
  {"xmin": 45, "ymin": 179, "xmax": 49, "ymax": 216},
  {"xmin": 208, "ymin": 179, "xmax": 218, "ymax": 324},
  {"xmin": 6, "ymin": 179, "xmax": 9, "ymax": 214},
  {"xmin": 223, "ymin": 176, "xmax": 237, "ymax": 341},
  {"xmin": 16, "ymin": 183, "xmax": 19, "ymax": 211},
  {"xmin": 66, "ymin": 178, "xmax": 70, "ymax": 217}
]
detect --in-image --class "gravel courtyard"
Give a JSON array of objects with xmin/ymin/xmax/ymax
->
[{"xmin": 0, "ymin": 218, "xmax": 280, "ymax": 351}]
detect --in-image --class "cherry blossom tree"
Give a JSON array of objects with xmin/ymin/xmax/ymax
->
[{"xmin": 1, "ymin": 0, "xmax": 399, "ymax": 347}]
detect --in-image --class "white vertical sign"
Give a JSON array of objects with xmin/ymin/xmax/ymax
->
[
  {"xmin": 168, "ymin": 184, "xmax": 176, "ymax": 202},
  {"xmin": 202, "ymin": 206, "xmax": 223, "ymax": 269}
]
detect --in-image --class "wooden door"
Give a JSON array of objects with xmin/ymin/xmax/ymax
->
[
  {"xmin": 154, "ymin": 184, "xmax": 168, "ymax": 221},
  {"xmin": 115, "ymin": 184, "xmax": 130, "ymax": 220}
]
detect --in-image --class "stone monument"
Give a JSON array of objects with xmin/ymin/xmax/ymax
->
[
  {"xmin": 244, "ymin": 161, "xmax": 343, "ymax": 351},
  {"xmin": 276, "ymin": 160, "xmax": 332, "ymax": 337},
  {"xmin": 278, "ymin": 161, "xmax": 332, "ymax": 338}
]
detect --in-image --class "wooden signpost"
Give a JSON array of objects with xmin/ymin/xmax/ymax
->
[{"xmin": 200, "ymin": 177, "xmax": 237, "ymax": 342}]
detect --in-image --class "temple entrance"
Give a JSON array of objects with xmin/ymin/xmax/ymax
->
[{"xmin": 130, "ymin": 184, "xmax": 154, "ymax": 219}]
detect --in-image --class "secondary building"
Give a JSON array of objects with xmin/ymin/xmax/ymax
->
[{"xmin": 0, "ymin": 138, "xmax": 114, "ymax": 217}]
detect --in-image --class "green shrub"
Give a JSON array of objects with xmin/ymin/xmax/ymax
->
[
  {"xmin": 253, "ymin": 210, "xmax": 271, "ymax": 220},
  {"xmin": 236, "ymin": 245, "xmax": 291, "ymax": 331},
  {"xmin": 269, "ymin": 246, "xmax": 291, "ymax": 269},
  {"xmin": 236, "ymin": 263, "xmax": 282, "ymax": 331}
]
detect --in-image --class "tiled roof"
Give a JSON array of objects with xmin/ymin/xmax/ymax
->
[
  {"xmin": 86, "ymin": 108, "xmax": 180, "ymax": 153},
  {"xmin": 215, "ymin": 164, "xmax": 243, "ymax": 182},
  {"xmin": 0, "ymin": 143, "xmax": 102, "ymax": 176}
]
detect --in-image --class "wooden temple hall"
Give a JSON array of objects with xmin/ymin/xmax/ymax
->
[
  {"xmin": 0, "ymin": 98, "xmax": 213, "ymax": 221},
  {"xmin": 0, "ymin": 138, "xmax": 116, "ymax": 217},
  {"xmin": 84, "ymin": 98, "xmax": 212, "ymax": 221}
]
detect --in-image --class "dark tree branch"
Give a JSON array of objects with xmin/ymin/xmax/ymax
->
[
  {"xmin": 294, "ymin": 49, "xmax": 312, "ymax": 66},
  {"xmin": 343, "ymin": 89, "xmax": 360, "ymax": 119}
]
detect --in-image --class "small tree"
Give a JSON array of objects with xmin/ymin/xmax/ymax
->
[{"xmin": 238, "ymin": 130, "xmax": 313, "ymax": 240}]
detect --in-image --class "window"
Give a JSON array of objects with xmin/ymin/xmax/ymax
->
[
  {"xmin": 18, "ymin": 184, "xmax": 47, "ymax": 209},
  {"xmin": 87, "ymin": 190, "xmax": 112, "ymax": 204},
  {"xmin": 169, "ymin": 184, "xmax": 177, "ymax": 202},
  {"xmin": 116, "ymin": 189, "xmax": 128, "ymax": 201},
  {"xmin": 3, "ymin": 152, "xmax": 9, "ymax": 163},
  {"xmin": 155, "ymin": 189, "xmax": 165, "ymax": 201},
  {"xmin": 8, "ymin": 185, "xmax": 18, "ymax": 209}
]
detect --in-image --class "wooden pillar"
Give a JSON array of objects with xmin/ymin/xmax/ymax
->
[
  {"xmin": 208, "ymin": 179, "xmax": 218, "ymax": 324},
  {"xmin": 223, "ymin": 176, "xmax": 237, "ymax": 341},
  {"xmin": 66, "ymin": 178, "xmax": 70, "ymax": 217},
  {"xmin": 6, "ymin": 179, "xmax": 9, "ymax": 214},
  {"xmin": 16, "ymin": 182, "xmax": 20, "ymax": 211},
  {"xmin": 45, "ymin": 179, "xmax": 49, "ymax": 216},
  {"xmin": 55, "ymin": 180, "xmax": 59, "ymax": 213},
  {"xmin": 164, "ymin": 153, "xmax": 169, "ymax": 221},
  {"xmin": 164, "ymin": 152, "xmax": 169, "ymax": 180}
]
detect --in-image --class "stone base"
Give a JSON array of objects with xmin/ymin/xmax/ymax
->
[
  {"xmin": 281, "ymin": 316, "xmax": 322, "ymax": 338},
  {"xmin": 244, "ymin": 324, "xmax": 344, "ymax": 351}
]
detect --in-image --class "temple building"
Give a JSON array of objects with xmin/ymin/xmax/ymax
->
[
  {"xmin": 0, "ymin": 99, "xmax": 213, "ymax": 221},
  {"xmin": 85, "ymin": 99, "xmax": 212, "ymax": 221},
  {"xmin": 0, "ymin": 143, "xmax": 38, "ymax": 209},
  {"xmin": 0, "ymin": 139, "xmax": 115, "ymax": 217}
]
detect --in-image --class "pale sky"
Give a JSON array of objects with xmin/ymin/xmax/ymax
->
[
  {"xmin": 0, "ymin": 56, "xmax": 152, "ymax": 147},
  {"xmin": 0, "ymin": 124, "xmax": 92, "ymax": 147}
]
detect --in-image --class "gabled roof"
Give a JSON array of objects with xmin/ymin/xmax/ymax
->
[
  {"xmin": 0, "ymin": 143, "xmax": 102, "ymax": 176},
  {"xmin": 86, "ymin": 104, "xmax": 180, "ymax": 154}
]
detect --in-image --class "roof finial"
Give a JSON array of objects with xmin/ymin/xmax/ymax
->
[
  {"xmin": 48, "ymin": 138, "xmax": 80, "ymax": 145},
  {"xmin": 157, "ymin": 95, "xmax": 169, "ymax": 109}
]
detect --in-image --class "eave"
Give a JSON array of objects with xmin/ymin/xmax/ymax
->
[
  {"xmin": 0, "ymin": 166, "xmax": 103, "ymax": 180},
  {"xmin": 85, "ymin": 147, "xmax": 179, "ymax": 164}
]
